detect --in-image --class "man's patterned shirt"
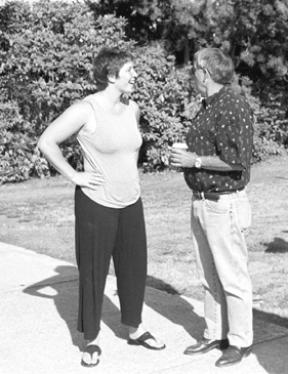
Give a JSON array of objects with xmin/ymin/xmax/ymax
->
[{"xmin": 184, "ymin": 86, "xmax": 254, "ymax": 193}]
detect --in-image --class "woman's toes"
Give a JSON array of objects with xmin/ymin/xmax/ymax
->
[
  {"xmin": 81, "ymin": 344, "xmax": 101, "ymax": 366},
  {"xmin": 82, "ymin": 352, "xmax": 92, "ymax": 365}
]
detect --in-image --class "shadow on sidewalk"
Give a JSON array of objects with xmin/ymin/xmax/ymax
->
[
  {"xmin": 23, "ymin": 265, "xmax": 82, "ymax": 350},
  {"xmin": 22, "ymin": 265, "xmax": 129, "ymax": 348},
  {"xmin": 22, "ymin": 266, "xmax": 204, "ymax": 350},
  {"xmin": 23, "ymin": 266, "xmax": 288, "ymax": 373},
  {"xmin": 253, "ymin": 309, "xmax": 288, "ymax": 374},
  {"xmin": 145, "ymin": 275, "xmax": 204, "ymax": 340}
]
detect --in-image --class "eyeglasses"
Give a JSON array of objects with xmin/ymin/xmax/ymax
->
[
  {"xmin": 191, "ymin": 65, "xmax": 198, "ymax": 75},
  {"xmin": 191, "ymin": 65, "xmax": 210, "ymax": 76}
]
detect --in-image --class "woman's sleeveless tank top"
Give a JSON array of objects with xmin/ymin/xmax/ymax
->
[{"xmin": 77, "ymin": 96, "xmax": 142, "ymax": 208}]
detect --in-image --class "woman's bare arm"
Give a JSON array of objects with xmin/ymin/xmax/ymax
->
[{"xmin": 38, "ymin": 102, "xmax": 104, "ymax": 188}]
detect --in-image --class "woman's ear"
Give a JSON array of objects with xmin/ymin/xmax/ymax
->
[{"xmin": 107, "ymin": 74, "xmax": 116, "ymax": 84}]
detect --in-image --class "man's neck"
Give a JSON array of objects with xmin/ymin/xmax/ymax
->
[{"xmin": 206, "ymin": 82, "xmax": 224, "ymax": 97}]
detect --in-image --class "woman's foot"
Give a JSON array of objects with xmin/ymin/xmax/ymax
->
[
  {"xmin": 81, "ymin": 337, "xmax": 101, "ymax": 367},
  {"xmin": 128, "ymin": 324, "xmax": 166, "ymax": 350}
]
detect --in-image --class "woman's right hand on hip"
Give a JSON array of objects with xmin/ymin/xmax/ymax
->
[{"xmin": 71, "ymin": 171, "xmax": 105, "ymax": 189}]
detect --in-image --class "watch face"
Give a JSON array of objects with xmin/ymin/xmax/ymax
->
[{"xmin": 195, "ymin": 158, "xmax": 201, "ymax": 168}]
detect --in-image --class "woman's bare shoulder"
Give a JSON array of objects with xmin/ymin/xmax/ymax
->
[
  {"xmin": 129, "ymin": 100, "xmax": 140, "ymax": 119},
  {"xmin": 129, "ymin": 99, "xmax": 139, "ymax": 110},
  {"xmin": 70, "ymin": 96, "xmax": 97, "ymax": 118}
]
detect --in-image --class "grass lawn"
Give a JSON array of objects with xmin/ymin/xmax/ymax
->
[{"xmin": 1, "ymin": 155, "xmax": 288, "ymax": 318}]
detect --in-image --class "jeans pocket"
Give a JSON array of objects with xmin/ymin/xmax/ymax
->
[
  {"xmin": 204, "ymin": 198, "xmax": 230, "ymax": 214},
  {"xmin": 234, "ymin": 194, "xmax": 252, "ymax": 231}
]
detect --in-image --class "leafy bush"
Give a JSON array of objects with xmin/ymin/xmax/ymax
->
[
  {"xmin": 104, "ymin": 0, "xmax": 288, "ymax": 162},
  {"xmin": 0, "ymin": 0, "xmax": 134, "ymax": 182},
  {"xmin": 252, "ymin": 105, "xmax": 287, "ymax": 162},
  {"xmin": 0, "ymin": 101, "xmax": 38, "ymax": 183},
  {"xmin": 0, "ymin": 0, "xmax": 287, "ymax": 183},
  {"xmin": 132, "ymin": 43, "xmax": 195, "ymax": 170},
  {"xmin": 238, "ymin": 76, "xmax": 287, "ymax": 161},
  {"xmin": 133, "ymin": 51, "xmax": 286, "ymax": 170}
]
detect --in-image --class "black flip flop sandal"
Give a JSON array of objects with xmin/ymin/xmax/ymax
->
[
  {"xmin": 128, "ymin": 331, "xmax": 166, "ymax": 350},
  {"xmin": 81, "ymin": 344, "xmax": 102, "ymax": 367}
]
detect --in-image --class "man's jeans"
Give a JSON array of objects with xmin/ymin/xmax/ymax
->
[{"xmin": 191, "ymin": 189, "xmax": 253, "ymax": 347}]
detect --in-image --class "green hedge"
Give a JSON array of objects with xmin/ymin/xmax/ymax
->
[
  {"xmin": 0, "ymin": 0, "xmax": 286, "ymax": 183},
  {"xmin": 0, "ymin": 0, "xmax": 134, "ymax": 182},
  {"xmin": 132, "ymin": 44, "xmax": 195, "ymax": 170}
]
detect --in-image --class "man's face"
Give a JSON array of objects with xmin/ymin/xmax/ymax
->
[
  {"xmin": 114, "ymin": 61, "xmax": 138, "ymax": 94},
  {"xmin": 192, "ymin": 63, "xmax": 207, "ymax": 96}
]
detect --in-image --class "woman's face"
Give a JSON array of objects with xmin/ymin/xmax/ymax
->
[{"xmin": 114, "ymin": 61, "xmax": 138, "ymax": 94}]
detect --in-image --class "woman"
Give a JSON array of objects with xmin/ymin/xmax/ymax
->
[{"xmin": 38, "ymin": 47, "xmax": 165, "ymax": 368}]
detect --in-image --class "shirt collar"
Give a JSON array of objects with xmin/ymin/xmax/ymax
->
[{"xmin": 203, "ymin": 85, "xmax": 228, "ymax": 107}]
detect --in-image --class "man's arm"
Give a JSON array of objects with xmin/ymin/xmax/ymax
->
[
  {"xmin": 170, "ymin": 150, "xmax": 242, "ymax": 171},
  {"xmin": 198, "ymin": 155, "xmax": 243, "ymax": 171}
]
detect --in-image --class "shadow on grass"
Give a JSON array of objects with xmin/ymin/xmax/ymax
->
[
  {"xmin": 265, "ymin": 237, "xmax": 288, "ymax": 253},
  {"xmin": 146, "ymin": 275, "xmax": 180, "ymax": 295}
]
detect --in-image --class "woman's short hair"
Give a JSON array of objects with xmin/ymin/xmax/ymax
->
[
  {"xmin": 92, "ymin": 47, "xmax": 132, "ymax": 90},
  {"xmin": 194, "ymin": 48, "xmax": 234, "ymax": 84}
]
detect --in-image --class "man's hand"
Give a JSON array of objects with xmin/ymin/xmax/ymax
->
[{"xmin": 170, "ymin": 149, "xmax": 197, "ymax": 168}]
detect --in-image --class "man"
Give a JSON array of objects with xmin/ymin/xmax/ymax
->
[{"xmin": 170, "ymin": 47, "xmax": 254, "ymax": 368}]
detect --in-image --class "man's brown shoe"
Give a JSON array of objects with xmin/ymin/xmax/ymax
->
[
  {"xmin": 184, "ymin": 338, "xmax": 229, "ymax": 355},
  {"xmin": 215, "ymin": 345, "xmax": 252, "ymax": 367}
]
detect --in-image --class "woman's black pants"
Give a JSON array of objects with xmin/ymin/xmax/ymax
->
[{"xmin": 75, "ymin": 187, "xmax": 147, "ymax": 340}]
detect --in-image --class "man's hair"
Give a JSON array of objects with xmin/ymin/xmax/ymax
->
[
  {"xmin": 92, "ymin": 47, "xmax": 133, "ymax": 90},
  {"xmin": 194, "ymin": 48, "xmax": 234, "ymax": 84}
]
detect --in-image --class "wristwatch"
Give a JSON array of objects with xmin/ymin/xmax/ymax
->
[{"xmin": 194, "ymin": 157, "xmax": 202, "ymax": 169}]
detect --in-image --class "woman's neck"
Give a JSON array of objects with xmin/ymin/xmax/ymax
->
[{"xmin": 97, "ymin": 86, "xmax": 122, "ymax": 108}]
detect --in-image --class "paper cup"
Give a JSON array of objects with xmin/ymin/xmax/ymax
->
[{"xmin": 172, "ymin": 142, "xmax": 188, "ymax": 151}]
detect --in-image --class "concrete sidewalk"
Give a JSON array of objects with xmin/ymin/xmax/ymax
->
[{"xmin": 1, "ymin": 242, "xmax": 288, "ymax": 374}]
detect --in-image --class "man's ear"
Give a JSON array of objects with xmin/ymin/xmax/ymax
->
[
  {"xmin": 202, "ymin": 72, "xmax": 207, "ymax": 84},
  {"xmin": 203, "ymin": 68, "xmax": 210, "ymax": 83}
]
